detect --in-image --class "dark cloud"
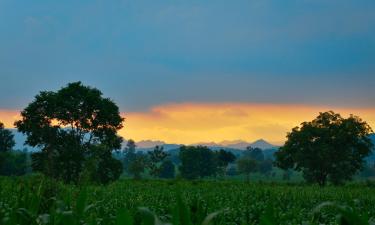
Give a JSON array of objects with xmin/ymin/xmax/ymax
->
[{"xmin": 0, "ymin": 0, "xmax": 374, "ymax": 110}]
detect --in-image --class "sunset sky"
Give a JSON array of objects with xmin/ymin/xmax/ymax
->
[{"xmin": 0, "ymin": 0, "xmax": 375, "ymax": 145}]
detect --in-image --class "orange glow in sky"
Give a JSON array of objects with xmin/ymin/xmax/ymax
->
[
  {"xmin": 120, "ymin": 103, "xmax": 375, "ymax": 145},
  {"xmin": 1, "ymin": 103, "xmax": 375, "ymax": 145}
]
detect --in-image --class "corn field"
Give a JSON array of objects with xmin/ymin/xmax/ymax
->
[{"xmin": 0, "ymin": 176, "xmax": 375, "ymax": 225}]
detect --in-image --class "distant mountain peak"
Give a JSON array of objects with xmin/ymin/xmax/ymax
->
[
  {"xmin": 192, "ymin": 139, "xmax": 277, "ymax": 150},
  {"xmin": 249, "ymin": 139, "xmax": 276, "ymax": 150},
  {"xmin": 135, "ymin": 140, "xmax": 166, "ymax": 148},
  {"xmin": 218, "ymin": 140, "xmax": 246, "ymax": 145}
]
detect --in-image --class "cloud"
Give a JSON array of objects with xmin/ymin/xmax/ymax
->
[{"xmin": 0, "ymin": 110, "xmax": 21, "ymax": 127}]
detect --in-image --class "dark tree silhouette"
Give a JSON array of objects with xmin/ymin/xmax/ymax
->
[
  {"xmin": 123, "ymin": 139, "xmax": 137, "ymax": 172},
  {"xmin": 148, "ymin": 145, "xmax": 168, "ymax": 177},
  {"xmin": 0, "ymin": 122, "xmax": 24, "ymax": 176},
  {"xmin": 128, "ymin": 154, "xmax": 147, "ymax": 180},
  {"xmin": 237, "ymin": 158, "xmax": 257, "ymax": 182},
  {"xmin": 159, "ymin": 160, "xmax": 175, "ymax": 179},
  {"xmin": 215, "ymin": 149, "xmax": 236, "ymax": 176},
  {"xmin": 259, "ymin": 159, "xmax": 273, "ymax": 176},
  {"xmin": 0, "ymin": 122, "xmax": 15, "ymax": 152},
  {"xmin": 179, "ymin": 146, "xmax": 217, "ymax": 179},
  {"xmin": 275, "ymin": 111, "xmax": 374, "ymax": 186},
  {"xmin": 244, "ymin": 147, "xmax": 264, "ymax": 161},
  {"xmin": 15, "ymin": 82, "xmax": 124, "ymax": 184}
]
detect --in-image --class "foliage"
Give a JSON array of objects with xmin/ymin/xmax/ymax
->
[
  {"xmin": 123, "ymin": 139, "xmax": 137, "ymax": 173},
  {"xmin": 0, "ymin": 122, "xmax": 15, "ymax": 153},
  {"xmin": 237, "ymin": 157, "xmax": 257, "ymax": 181},
  {"xmin": 128, "ymin": 154, "xmax": 148, "ymax": 179},
  {"xmin": 215, "ymin": 150, "xmax": 236, "ymax": 176},
  {"xmin": 258, "ymin": 159, "xmax": 273, "ymax": 176},
  {"xmin": 179, "ymin": 146, "xmax": 217, "ymax": 179},
  {"xmin": 148, "ymin": 146, "xmax": 168, "ymax": 177},
  {"xmin": 275, "ymin": 111, "xmax": 374, "ymax": 186},
  {"xmin": 159, "ymin": 160, "xmax": 175, "ymax": 179},
  {"xmin": 0, "ymin": 151, "xmax": 28, "ymax": 176},
  {"xmin": 82, "ymin": 145, "xmax": 123, "ymax": 184},
  {"xmin": 15, "ymin": 82, "xmax": 124, "ymax": 184},
  {"xmin": 1, "ymin": 176, "xmax": 375, "ymax": 225},
  {"xmin": 244, "ymin": 147, "xmax": 264, "ymax": 161}
]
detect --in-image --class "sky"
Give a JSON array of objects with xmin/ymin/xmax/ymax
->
[{"xmin": 0, "ymin": 0, "xmax": 374, "ymax": 145}]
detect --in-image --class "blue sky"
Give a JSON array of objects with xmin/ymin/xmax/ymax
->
[{"xmin": 0, "ymin": 0, "xmax": 375, "ymax": 112}]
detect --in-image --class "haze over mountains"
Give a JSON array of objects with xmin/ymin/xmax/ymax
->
[
  {"xmin": 136, "ymin": 139, "xmax": 277, "ymax": 150},
  {"xmin": 10, "ymin": 128, "xmax": 375, "ymax": 153},
  {"xmin": 11, "ymin": 128, "xmax": 277, "ymax": 151}
]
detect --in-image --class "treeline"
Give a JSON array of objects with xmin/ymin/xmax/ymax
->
[
  {"xmin": 117, "ymin": 141, "xmax": 274, "ymax": 180},
  {"xmin": 0, "ymin": 122, "xmax": 29, "ymax": 176},
  {"xmin": 0, "ymin": 82, "xmax": 374, "ymax": 186}
]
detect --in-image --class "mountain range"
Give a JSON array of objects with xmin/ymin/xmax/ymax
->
[
  {"xmin": 10, "ymin": 128, "xmax": 277, "ymax": 151},
  {"xmin": 9, "ymin": 128, "xmax": 375, "ymax": 153},
  {"xmin": 135, "ymin": 139, "xmax": 278, "ymax": 151}
]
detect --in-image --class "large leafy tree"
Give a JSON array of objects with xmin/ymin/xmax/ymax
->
[
  {"xmin": 0, "ymin": 122, "xmax": 15, "ymax": 152},
  {"xmin": 275, "ymin": 111, "xmax": 374, "ymax": 186},
  {"xmin": 179, "ymin": 146, "xmax": 217, "ymax": 179},
  {"xmin": 15, "ymin": 82, "xmax": 124, "ymax": 183}
]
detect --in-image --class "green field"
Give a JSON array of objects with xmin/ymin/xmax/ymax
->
[{"xmin": 1, "ymin": 176, "xmax": 375, "ymax": 225}]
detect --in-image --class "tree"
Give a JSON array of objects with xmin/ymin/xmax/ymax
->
[
  {"xmin": 128, "ymin": 154, "xmax": 147, "ymax": 180},
  {"xmin": 179, "ymin": 146, "xmax": 217, "ymax": 179},
  {"xmin": 159, "ymin": 160, "xmax": 175, "ymax": 179},
  {"xmin": 148, "ymin": 146, "xmax": 168, "ymax": 177},
  {"xmin": 244, "ymin": 147, "xmax": 264, "ymax": 161},
  {"xmin": 0, "ymin": 122, "xmax": 15, "ymax": 152},
  {"xmin": 0, "ymin": 151, "xmax": 29, "ymax": 176},
  {"xmin": 275, "ymin": 111, "xmax": 374, "ymax": 186},
  {"xmin": 0, "ymin": 122, "xmax": 28, "ymax": 176},
  {"xmin": 259, "ymin": 159, "xmax": 273, "ymax": 176},
  {"xmin": 123, "ymin": 139, "xmax": 137, "ymax": 172},
  {"xmin": 82, "ymin": 145, "xmax": 123, "ymax": 184},
  {"xmin": 15, "ymin": 82, "xmax": 124, "ymax": 184},
  {"xmin": 237, "ymin": 158, "xmax": 257, "ymax": 182},
  {"xmin": 215, "ymin": 149, "xmax": 236, "ymax": 176}
]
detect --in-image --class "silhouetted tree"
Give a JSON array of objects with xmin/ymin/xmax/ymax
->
[
  {"xmin": 0, "ymin": 151, "xmax": 28, "ymax": 176},
  {"xmin": 259, "ymin": 159, "xmax": 273, "ymax": 176},
  {"xmin": 0, "ymin": 122, "xmax": 28, "ymax": 176},
  {"xmin": 123, "ymin": 139, "xmax": 137, "ymax": 172},
  {"xmin": 275, "ymin": 111, "xmax": 374, "ymax": 186},
  {"xmin": 15, "ymin": 82, "xmax": 124, "ymax": 184},
  {"xmin": 215, "ymin": 149, "xmax": 236, "ymax": 176},
  {"xmin": 0, "ymin": 122, "xmax": 15, "ymax": 152},
  {"xmin": 244, "ymin": 147, "xmax": 264, "ymax": 161},
  {"xmin": 237, "ymin": 158, "xmax": 257, "ymax": 182},
  {"xmin": 82, "ymin": 145, "xmax": 123, "ymax": 184},
  {"xmin": 128, "ymin": 154, "xmax": 147, "ymax": 179},
  {"xmin": 148, "ymin": 146, "xmax": 168, "ymax": 177},
  {"xmin": 159, "ymin": 160, "xmax": 175, "ymax": 179},
  {"xmin": 179, "ymin": 146, "xmax": 217, "ymax": 179}
]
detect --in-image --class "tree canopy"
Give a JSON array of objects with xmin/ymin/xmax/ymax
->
[
  {"xmin": 237, "ymin": 158, "xmax": 257, "ymax": 182},
  {"xmin": 179, "ymin": 146, "xmax": 218, "ymax": 179},
  {"xmin": 15, "ymin": 82, "xmax": 124, "ymax": 183},
  {"xmin": 275, "ymin": 111, "xmax": 374, "ymax": 186}
]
